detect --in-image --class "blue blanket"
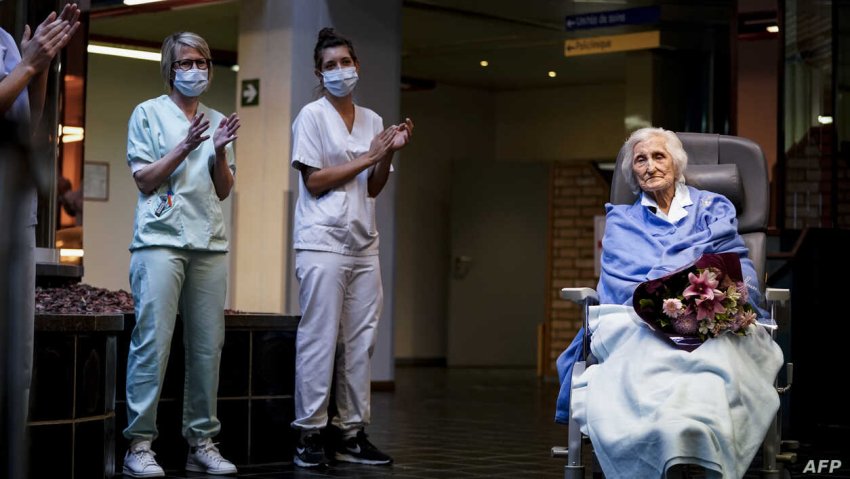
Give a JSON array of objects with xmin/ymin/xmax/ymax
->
[{"xmin": 555, "ymin": 186, "xmax": 761, "ymax": 424}]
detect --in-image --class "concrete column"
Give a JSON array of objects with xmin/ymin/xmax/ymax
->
[
  {"xmin": 231, "ymin": 0, "xmax": 401, "ymax": 383},
  {"xmin": 231, "ymin": 0, "xmax": 296, "ymax": 314},
  {"xmin": 624, "ymin": 50, "xmax": 654, "ymax": 133}
]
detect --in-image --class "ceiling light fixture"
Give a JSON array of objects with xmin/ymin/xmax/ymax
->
[
  {"xmin": 548, "ymin": 71, "xmax": 557, "ymax": 78},
  {"xmin": 766, "ymin": 25, "xmax": 779, "ymax": 33},
  {"xmin": 818, "ymin": 115, "xmax": 833, "ymax": 124},
  {"xmin": 480, "ymin": 60, "xmax": 489, "ymax": 67},
  {"xmin": 573, "ymin": 0, "xmax": 627, "ymax": 4},
  {"xmin": 61, "ymin": 125, "xmax": 85, "ymax": 143},
  {"xmin": 87, "ymin": 44, "xmax": 161, "ymax": 62}
]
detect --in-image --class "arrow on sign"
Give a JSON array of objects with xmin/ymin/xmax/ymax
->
[{"xmin": 242, "ymin": 83, "xmax": 257, "ymax": 104}]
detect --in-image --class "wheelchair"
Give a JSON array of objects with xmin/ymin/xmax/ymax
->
[{"xmin": 551, "ymin": 133, "xmax": 796, "ymax": 479}]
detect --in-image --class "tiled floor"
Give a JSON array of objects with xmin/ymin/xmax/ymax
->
[{"xmin": 152, "ymin": 367, "xmax": 570, "ymax": 478}]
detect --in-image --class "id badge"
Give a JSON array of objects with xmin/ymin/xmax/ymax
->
[{"xmin": 154, "ymin": 195, "xmax": 168, "ymax": 217}]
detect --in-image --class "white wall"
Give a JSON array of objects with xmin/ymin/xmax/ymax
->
[
  {"xmin": 395, "ymin": 81, "xmax": 625, "ymax": 362},
  {"xmin": 231, "ymin": 0, "xmax": 296, "ymax": 314},
  {"xmin": 395, "ymin": 84, "xmax": 494, "ymax": 360},
  {"xmin": 496, "ymin": 83, "xmax": 626, "ymax": 162},
  {"xmin": 82, "ymin": 53, "xmax": 236, "ymax": 295}
]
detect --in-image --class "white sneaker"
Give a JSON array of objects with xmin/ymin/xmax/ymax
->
[
  {"xmin": 185, "ymin": 437, "xmax": 238, "ymax": 475},
  {"xmin": 122, "ymin": 440, "xmax": 165, "ymax": 478}
]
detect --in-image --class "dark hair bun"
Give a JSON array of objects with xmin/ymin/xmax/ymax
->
[{"xmin": 318, "ymin": 27, "xmax": 335, "ymax": 41}]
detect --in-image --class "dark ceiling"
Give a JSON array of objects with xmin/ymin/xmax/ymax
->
[{"xmin": 88, "ymin": 0, "xmax": 736, "ymax": 91}]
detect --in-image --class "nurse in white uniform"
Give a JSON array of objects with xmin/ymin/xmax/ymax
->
[
  {"xmin": 122, "ymin": 31, "xmax": 240, "ymax": 478},
  {"xmin": 290, "ymin": 27, "xmax": 413, "ymax": 468}
]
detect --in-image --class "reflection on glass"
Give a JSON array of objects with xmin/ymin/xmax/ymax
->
[
  {"xmin": 783, "ymin": 0, "xmax": 833, "ymax": 229},
  {"xmin": 17, "ymin": 0, "xmax": 90, "ymax": 268}
]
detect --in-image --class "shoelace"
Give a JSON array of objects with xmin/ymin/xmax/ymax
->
[
  {"xmin": 194, "ymin": 441, "xmax": 225, "ymax": 464},
  {"xmin": 130, "ymin": 449, "xmax": 158, "ymax": 467}
]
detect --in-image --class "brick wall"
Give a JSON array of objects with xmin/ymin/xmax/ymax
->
[
  {"xmin": 545, "ymin": 163, "xmax": 609, "ymax": 378},
  {"xmin": 783, "ymin": 125, "xmax": 850, "ymax": 229}
]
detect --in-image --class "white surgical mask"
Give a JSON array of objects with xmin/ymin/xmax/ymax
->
[
  {"xmin": 321, "ymin": 67, "xmax": 358, "ymax": 97},
  {"xmin": 173, "ymin": 69, "xmax": 208, "ymax": 97}
]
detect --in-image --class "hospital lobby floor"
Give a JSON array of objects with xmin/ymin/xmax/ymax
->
[{"xmin": 153, "ymin": 366, "xmax": 570, "ymax": 478}]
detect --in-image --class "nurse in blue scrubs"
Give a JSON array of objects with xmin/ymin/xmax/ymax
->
[{"xmin": 121, "ymin": 31, "xmax": 240, "ymax": 478}]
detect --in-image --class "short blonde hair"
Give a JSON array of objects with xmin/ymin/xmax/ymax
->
[{"xmin": 160, "ymin": 32, "xmax": 213, "ymax": 92}]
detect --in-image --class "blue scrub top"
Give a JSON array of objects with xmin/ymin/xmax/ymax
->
[
  {"xmin": 127, "ymin": 95, "xmax": 235, "ymax": 252},
  {"xmin": 1, "ymin": 28, "xmax": 38, "ymax": 227}
]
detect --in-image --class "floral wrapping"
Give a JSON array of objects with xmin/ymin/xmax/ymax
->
[{"xmin": 632, "ymin": 252, "xmax": 758, "ymax": 351}]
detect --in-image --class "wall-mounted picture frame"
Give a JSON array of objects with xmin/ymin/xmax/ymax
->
[{"xmin": 83, "ymin": 162, "xmax": 109, "ymax": 201}]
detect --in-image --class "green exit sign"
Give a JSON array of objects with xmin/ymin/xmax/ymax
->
[{"xmin": 241, "ymin": 79, "xmax": 259, "ymax": 107}]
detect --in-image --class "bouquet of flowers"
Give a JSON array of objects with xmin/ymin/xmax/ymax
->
[{"xmin": 632, "ymin": 252, "xmax": 758, "ymax": 351}]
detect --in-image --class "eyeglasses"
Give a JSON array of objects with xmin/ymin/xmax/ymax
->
[{"xmin": 172, "ymin": 58, "xmax": 210, "ymax": 71}]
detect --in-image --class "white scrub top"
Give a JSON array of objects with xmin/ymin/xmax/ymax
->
[
  {"xmin": 1, "ymin": 28, "xmax": 37, "ymax": 227},
  {"xmin": 291, "ymin": 97, "xmax": 386, "ymax": 256},
  {"xmin": 127, "ymin": 95, "xmax": 235, "ymax": 252}
]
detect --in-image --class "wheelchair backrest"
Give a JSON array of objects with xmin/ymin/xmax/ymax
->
[{"xmin": 610, "ymin": 132, "xmax": 770, "ymax": 288}]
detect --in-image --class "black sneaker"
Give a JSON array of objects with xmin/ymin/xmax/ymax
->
[
  {"xmin": 294, "ymin": 432, "xmax": 329, "ymax": 468},
  {"xmin": 334, "ymin": 430, "xmax": 393, "ymax": 465}
]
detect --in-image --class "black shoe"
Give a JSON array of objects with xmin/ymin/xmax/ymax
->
[
  {"xmin": 334, "ymin": 429, "xmax": 393, "ymax": 465},
  {"xmin": 294, "ymin": 432, "xmax": 329, "ymax": 468}
]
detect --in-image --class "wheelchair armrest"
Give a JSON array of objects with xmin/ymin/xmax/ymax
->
[
  {"xmin": 560, "ymin": 288, "xmax": 599, "ymax": 304},
  {"xmin": 765, "ymin": 288, "xmax": 790, "ymax": 305},
  {"xmin": 763, "ymin": 287, "xmax": 791, "ymax": 333}
]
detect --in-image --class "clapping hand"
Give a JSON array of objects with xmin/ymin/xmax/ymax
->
[
  {"xmin": 214, "ymin": 113, "xmax": 241, "ymax": 152},
  {"xmin": 391, "ymin": 117, "xmax": 414, "ymax": 151},
  {"xmin": 181, "ymin": 112, "xmax": 210, "ymax": 153},
  {"xmin": 20, "ymin": 3, "xmax": 81, "ymax": 74},
  {"xmin": 367, "ymin": 125, "xmax": 397, "ymax": 163}
]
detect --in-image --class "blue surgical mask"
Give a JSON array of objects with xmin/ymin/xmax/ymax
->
[
  {"xmin": 173, "ymin": 69, "xmax": 208, "ymax": 97},
  {"xmin": 322, "ymin": 67, "xmax": 358, "ymax": 97}
]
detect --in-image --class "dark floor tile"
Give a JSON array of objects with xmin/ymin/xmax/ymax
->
[{"xmin": 98, "ymin": 367, "xmax": 578, "ymax": 478}]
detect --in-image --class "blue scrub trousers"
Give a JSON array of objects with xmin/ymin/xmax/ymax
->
[{"xmin": 124, "ymin": 247, "xmax": 227, "ymax": 442}]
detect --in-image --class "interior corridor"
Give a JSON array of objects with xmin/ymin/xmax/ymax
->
[{"xmin": 155, "ymin": 367, "xmax": 568, "ymax": 478}]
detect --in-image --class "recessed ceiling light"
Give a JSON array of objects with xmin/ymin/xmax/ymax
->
[
  {"xmin": 88, "ymin": 44, "xmax": 161, "ymax": 62},
  {"xmin": 548, "ymin": 71, "xmax": 557, "ymax": 78},
  {"xmin": 480, "ymin": 60, "xmax": 489, "ymax": 67}
]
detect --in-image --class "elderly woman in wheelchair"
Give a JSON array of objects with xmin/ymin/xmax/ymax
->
[{"xmin": 555, "ymin": 127, "xmax": 784, "ymax": 479}]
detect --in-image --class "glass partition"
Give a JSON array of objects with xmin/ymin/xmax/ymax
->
[
  {"xmin": 782, "ymin": 0, "xmax": 835, "ymax": 229},
  {"xmin": 3, "ymin": 0, "xmax": 89, "ymax": 270}
]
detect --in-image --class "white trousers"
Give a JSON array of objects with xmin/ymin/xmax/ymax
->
[{"xmin": 292, "ymin": 250, "xmax": 383, "ymax": 432}]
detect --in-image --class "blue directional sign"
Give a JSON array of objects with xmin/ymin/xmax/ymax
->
[{"xmin": 565, "ymin": 6, "xmax": 660, "ymax": 31}]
